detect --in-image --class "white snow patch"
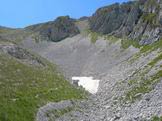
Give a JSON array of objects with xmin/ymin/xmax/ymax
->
[{"xmin": 72, "ymin": 77, "xmax": 100, "ymax": 94}]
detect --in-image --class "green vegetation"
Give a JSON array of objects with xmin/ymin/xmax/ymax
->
[
  {"xmin": 128, "ymin": 80, "xmax": 137, "ymax": 86},
  {"xmin": 90, "ymin": 32, "xmax": 120, "ymax": 44},
  {"xmin": 144, "ymin": 0, "xmax": 160, "ymax": 11},
  {"xmin": 125, "ymin": 70, "xmax": 162, "ymax": 102},
  {"xmin": 0, "ymin": 27, "xmax": 34, "ymax": 44},
  {"xmin": 126, "ymin": 38, "xmax": 162, "ymax": 102},
  {"xmin": 152, "ymin": 70, "xmax": 162, "ymax": 80},
  {"xmin": 121, "ymin": 38, "xmax": 141, "ymax": 49},
  {"xmin": 151, "ymin": 116, "xmax": 162, "ymax": 121},
  {"xmin": 86, "ymin": 30, "xmax": 120, "ymax": 44},
  {"xmin": 0, "ymin": 39, "xmax": 11, "ymax": 44},
  {"xmin": 0, "ymin": 28, "xmax": 14, "ymax": 34},
  {"xmin": 0, "ymin": 53, "xmax": 86, "ymax": 121},
  {"xmin": 47, "ymin": 107, "xmax": 74, "ymax": 121},
  {"xmin": 146, "ymin": 0, "xmax": 157, "ymax": 5},
  {"xmin": 142, "ymin": 0, "xmax": 160, "ymax": 26},
  {"xmin": 104, "ymin": 35, "xmax": 120, "ymax": 44},
  {"xmin": 120, "ymin": 36, "xmax": 162, "ymax": 52},
  {"xmin": 128, "ymin": 39, "xmax": 162, "ymax": 63},
  {"xmin": 141, "ymin": 13, "xmax": 157, "ymax": 25},
  {"xmin": 148, "ymin": 53, "xmax": 162, "ymax": 66},
  {"xmin": 140, "ymin": 39, "xmax": 162, "ymax": 53},
  {"xmin": 85, "ymin": 30, "xmax": 101, "ymax": 44},
  {"xmin": 125, "ymin": 81, "xmax": 151, "ymax": 102},
  {"xmin": 90, "ymin": 32, "xmax": 99, "ymax": 43}
]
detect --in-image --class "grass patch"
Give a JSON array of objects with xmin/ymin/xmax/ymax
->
[
  {"xmin": 125, "ymin": 82, "xmax": 151, "ymax": 102},
  {"xmin": 47, "ymin": 107, "xmax": 74, "ymax": 120},
  {"xmin": 151, "ymin": 116, "xmax": 162, "ymax": 121},
  {"xmin": 85, "ymin": 30, "xmax": 101, "ymax": 44},
  {"xmin": 0, "ymin": 53, "xmax": 86, "ymax": 121},
  {"xmin": 0, "ymin": 28, "xmax": 15, "ymax": 34},
  {"xmin": 128, "ymin": 80, "xmax": 137, "ymax": 86},
  {"xmin": 90, "ymin": 32, "xmax": 99, "ymax": 43},
  {"xmin": 121, "ymin": 38, "xmax": 141, "ymax": 49},
  {"xmin": 104, "ymin": 35, "xmax": 120, "ymax": 44},
  {"xmin": 141, "ymin": 13, "xmax": 157, "ymax": 25},
  {"xmin": 148, "ymin": 53, "xmax": 162, "ymax": 66},
  {"xmin": 128, "ymin": 39, "xmax": 162, "ymax": 64},
  {"xmin": 140, "ymin": 39, "xmax": 162, "ymax": 53},
  {"xmin": 125, "ymin": 70, "xmax": 162, "ymax": 102},
  {"xmin": 121, "ymin": 37, "xmax": 162, "ymax": 53}
]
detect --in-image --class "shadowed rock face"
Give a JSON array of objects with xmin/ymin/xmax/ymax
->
[
  {"xmin": 89, "ymin": 0, "xmax": 162, "ymax": 45},
  {"xmin": 26, "ymin": 16, "xmax": 80, "ymax": 42},
  {"xmin": 89, "ymin": 2, "xmax": 141, "ymax": 35}
]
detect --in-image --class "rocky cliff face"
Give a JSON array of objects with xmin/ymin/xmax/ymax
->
[
  {"xmin": 26, "ymin": 16, "xmax": 80, "ymax": 42},
  {"xmin": 89, "ymin": 0, "xmax": 162, "ymax": 45},
  {"xmin": 90, "ymin": 2, "xmax": 141, "ymax": 35},
  {"xmin": 19, "ymin": 0, "xmax": 162, "ymax": 45}
]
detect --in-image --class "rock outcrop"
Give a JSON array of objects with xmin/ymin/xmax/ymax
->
[
  {"xmin": 0, "ymin": 44, "xmax": 46, "ymax": 66},
  {"xmin": 89, "ymin": 0, "xmax": 162, "ymax": 45},
  {"xmin": 26, "ymin": 16, "xmax": 80, "ymax": 42},
  {"xmin": 18, "ymin": 0, "xmax": 162, "ymax": 45}
]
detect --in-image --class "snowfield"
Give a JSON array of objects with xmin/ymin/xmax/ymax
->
[{"xmin": 72, "ymin": 77, "xmax": 100, "ymax": 94}]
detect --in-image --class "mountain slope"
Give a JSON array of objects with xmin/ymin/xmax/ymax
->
[
  {"xmin": 0, "ymin": 0, "xmax": 162, "ymax": 121},
  {"xmin": 0, "ymin": 42, "xmax": 86, "ymax": 121}
]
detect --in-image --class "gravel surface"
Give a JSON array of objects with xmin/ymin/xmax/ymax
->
[{"xmin": 22, "ymin": 34, "xmax": 162, "ymax": 121}]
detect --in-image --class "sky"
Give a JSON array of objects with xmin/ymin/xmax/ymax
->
[{"xmin": 0, "ymin": 0, "xmax": 129, "ymax": 28}]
